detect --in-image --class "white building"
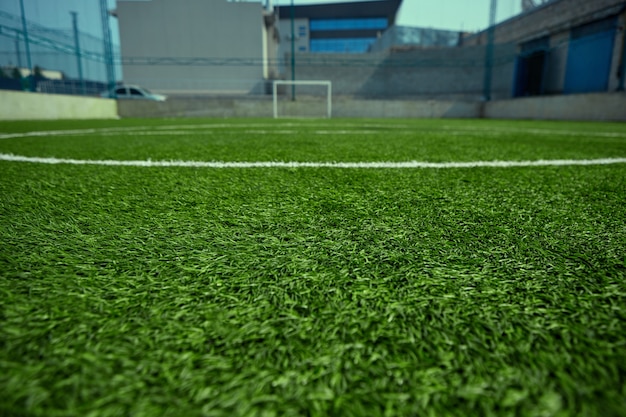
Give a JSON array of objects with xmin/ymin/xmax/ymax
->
[{"xmin": 116, "ymin": 0, "xmax": 279, "ymax": 95}]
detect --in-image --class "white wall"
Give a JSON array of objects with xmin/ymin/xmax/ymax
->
[
  {"xmin": 117, "ymin": 0, "xmax": 267, "ymax": 94},
  {"xmin": 0, "ymin": 91, "xmax": 117, "ymax": 120}
]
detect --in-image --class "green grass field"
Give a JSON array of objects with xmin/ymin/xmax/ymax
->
[{"xmin": 1, "ymin": 118, "xmax": 625, "ymax": 417}]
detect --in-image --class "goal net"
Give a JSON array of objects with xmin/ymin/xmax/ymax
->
[{"xmin": 272, "ymin": 80, "xmax": 332, "ymax": 119}]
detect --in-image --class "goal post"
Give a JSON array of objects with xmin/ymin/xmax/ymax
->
[{"xmin": 272, "ymin": 80, "xmax": 332, "ymax": 119}]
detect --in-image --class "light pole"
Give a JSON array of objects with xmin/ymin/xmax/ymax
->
[
  {"xmin": 71, "ymin": 12, "xmax": 86, "ymax": 95},
  {"xmin": 18, "ymin": 0, "xmax": 33, "ymax": 91},
  {"xmin": 14, "ymin": 32, "xmax": 22, "ymax": 69},
  {"xmin": 290, "ymin": 0, "xmax": 295, "ymax": 100},
  {"xmin": 482, "ymin": 0, "xmax": 497, "ymax": 101},
  {"xmin": 100, "ymin": 0, "xmax": 116, "ymax": 98}
]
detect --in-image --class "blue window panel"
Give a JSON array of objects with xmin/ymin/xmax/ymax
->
[
  {"xmin": 298, "ymin": 25, "xmax": 307, "ymax": 36},
  {"xmin": 564, "ymin": 26, "xmax": 616, "ymax": 93},
  {"xmin": 310, "ymin": 38, "xmax": 377, "ymax": 53},
  {"xmin": 310, "ymin": 18, "xmax": 387, "ymax": 31}
]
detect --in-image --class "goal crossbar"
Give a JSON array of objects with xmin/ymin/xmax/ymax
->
[{"xmin": 272, "ymin": 80, "xmax": 332, "ymax": 119}]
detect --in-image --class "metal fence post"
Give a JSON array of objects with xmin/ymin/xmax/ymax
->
[
  {"xmin": 618, "ymin": 25, "xmax": 626, "ymax": 91},
  {"xmin": 290, "ymin": 0, "xmax": 296, "ymax": 101},
  {"xmin": 71, "ymin": 12, "xmax": 86, "ymax": 95},
  {"xmin": 482, "ymin": 0, "xmax": 497, "ymax": 101},
  {"xmin": 14, "ymin": 32, "xmax": 22, "ymax": 69},
  {"xmin": 19, "ymin": 0, "xmax": 33, "ymax": 91},
  {"xmin": 100, "ymin": 0, "xmax": 116, "ymax": 98}
]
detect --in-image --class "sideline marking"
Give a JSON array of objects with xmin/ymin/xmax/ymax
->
[
  {"xmin": 1, "ymin": 153, "xmax": 625, "ymax": 169},
  {"xmin": 3, "ymin": 124, "xmax": 626, "ymax": 140}
]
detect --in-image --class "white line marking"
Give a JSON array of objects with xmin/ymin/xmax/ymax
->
[
  {"xmin": 440, "ymin": 126, "xmax": 626, "ymax": 137},
  {"xmin": 0, "ymin": 127, "xmax": 148, "ymax": 140},
  {"xmin": 1, "ymin": 153, "xmax": 625, "ymax": 169},
  {"xmin": 3, "ymin": 124, "xmax": 626, "ymax": 140}
]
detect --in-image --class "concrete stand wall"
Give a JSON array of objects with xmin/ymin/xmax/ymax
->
[
  {"xmin": 0, "ymin": 91, "xmax": 118, "ymax": 120},
  {"xmin": 117, "ymin": 96, "xmax": 481, "ymax": 119},
  {"xmin": 2, "ymin": 90, "xmax": 624, "ymax": 122},
  {"xmin": 117, "ymin": 96, "xmax": 275, "ymax": 118},
  {"xmin": 483, "ymin": 93, "xmax": 626, "ymax": 122},
  {"xmin": 334, "ymin": 98, "xmax": 480, "ymax": 118},
  {"xmin": 117, "ymin": 93, "xmax": 626, "ymax": 122}
]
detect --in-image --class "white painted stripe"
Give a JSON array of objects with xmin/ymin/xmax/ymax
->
[
  {"xmin": 0, "ymin": 127, "xmax": 148, "ymax": 140},
  {"xmin": 1, "ymin": 153, "xmax": 625, "ymax": 169},
  {"xmin": 3, "ymin": 124, "xmax": 626, "ymax": 140}
]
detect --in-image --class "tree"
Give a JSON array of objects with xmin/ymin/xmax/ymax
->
[{"xmin": 33, "ymin": 65, "xmax": 46, "ymax": 79}]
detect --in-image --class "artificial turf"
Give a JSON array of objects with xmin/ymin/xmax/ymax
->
[{"xmin": 1, "ymin": 118, "xmax": 625, "ymax": 417}]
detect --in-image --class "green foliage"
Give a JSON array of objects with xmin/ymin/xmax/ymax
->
[
  {"xmin": 10, "ymin": 67, "xmax": 21, "ymax": 79},
  {"xmin": 1, "ymin": 119, "xmax": 625, "ymax": 417},
  {"xmin": 33, "ymin": 65, "xmax": 45, "ymax": 79}
]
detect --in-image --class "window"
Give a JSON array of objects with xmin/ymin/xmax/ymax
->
[
  {"xmin": 564, "ymin": 17, "xmax": 617, "ymax": 93},
  {"xmin": 310, "ymin": 18, "xmax": 387, "ymax": 31},
  {"xmin": 310, "ymin": 38, "xmax": 376, "ymax": 53},
  {"xmin": 298, "ymin": 25, "xmax": 307, "ymax": 37},
  {"xmin": 129, "ymin": 88, "xmax": 143, "ymax": 96}
]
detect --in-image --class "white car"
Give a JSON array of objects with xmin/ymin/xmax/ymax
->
[{"xmin": 101, "ymin": 85, "xmax": 167, "ymax": 101}]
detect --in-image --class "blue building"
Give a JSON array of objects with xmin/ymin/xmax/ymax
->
[{"xmin": 276, "ymin": 0, "xmax": 402, "ymax": 54}]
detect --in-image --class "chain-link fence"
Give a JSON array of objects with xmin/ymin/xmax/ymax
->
[{"xmin": 0, "ymin": 4, "xmax": 118, "ymax": 96}]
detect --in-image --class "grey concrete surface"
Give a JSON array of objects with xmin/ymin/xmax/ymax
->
[
  {"xmin": 483, "ymin": 92, "xmax": 626, "ymax": 121},
  {"xmin": 116, "ymin": 93, "xmax": 626, "ymax": 121}
]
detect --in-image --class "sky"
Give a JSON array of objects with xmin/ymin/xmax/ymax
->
[{"xmin": 395, "ymin": 0, "xmax": 521, "ymax": 32}]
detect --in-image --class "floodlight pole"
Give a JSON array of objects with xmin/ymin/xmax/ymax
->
[
  {"xmin": 290, "ymin": 0, "xmax": 296, "ymax": 101},
  {"xmin": 14, "ymin": 33, "xmax": 22, "ymax": 68},
  {"xmin": 100, "ymin": 0, "xmax": 116, "ymax": 98},
  {"xmin": 482, "ymin": 0, "xmax": 497, "ymax": 101},
  {"xmin": 18, "ymin": 0, "xmax": 34, "ymax": 91},
  {"xmin": 71, "ymin": 12, "xmax": 86, "ymax": 95}
]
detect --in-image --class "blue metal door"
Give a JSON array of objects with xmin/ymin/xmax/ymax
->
[{"xmin": 564, "ymin": 18, "xmax": 617, "ymax": 94}]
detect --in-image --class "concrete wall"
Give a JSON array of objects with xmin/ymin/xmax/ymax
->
[
  {"xmin": 463, "ymin": 0, "xmax": 626, "ymax": 97},
  {"xmin": 116, "ymin": 92, "xmax": 626, "ymax": 121},
  {"xmin": 3, "ymin": 89, "xmax": 619, "ymax": 121},
  {"xmin": 278, "ymin": 18, "xmax": 310, "ymax": 56},
  {"xmin": 464, "ymin": 0, "xmax": 626, "ymax": 45},
  {"xmin": 263, "ymin": 14, "xmax": 281, "ymax": 80},
  {"xmin": 484, "ymin": 93, "xmax": 626, "ymax": 121},
  {"xmin": 334, "ymin": 98, "xmax": 480, "ymax": 118},
  {"xmin": 117, "ymin": 0, "xmax": 266, "ymax": 94},
  {"xmin": 117, "ymin": 96, "xmax": 275, "ymax": 118},
  {"xmin": 0, "ymin": 90, "xmax": 117, "ymax": 120},
  {"xmin": 608, "ymin": 12, "xmax": 626, "ymax": 92},
  {"xmin": 285, "ymin": 43, "xmax": 516, "ymax": 100},
  {"xmin": 116, "ymin": 95, "xmax": 479, "ymax": 119}
]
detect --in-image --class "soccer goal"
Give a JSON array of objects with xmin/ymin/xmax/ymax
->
[{"xmin": 272, "ymin": 80, "xmax": 332, "ymax": 119}]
